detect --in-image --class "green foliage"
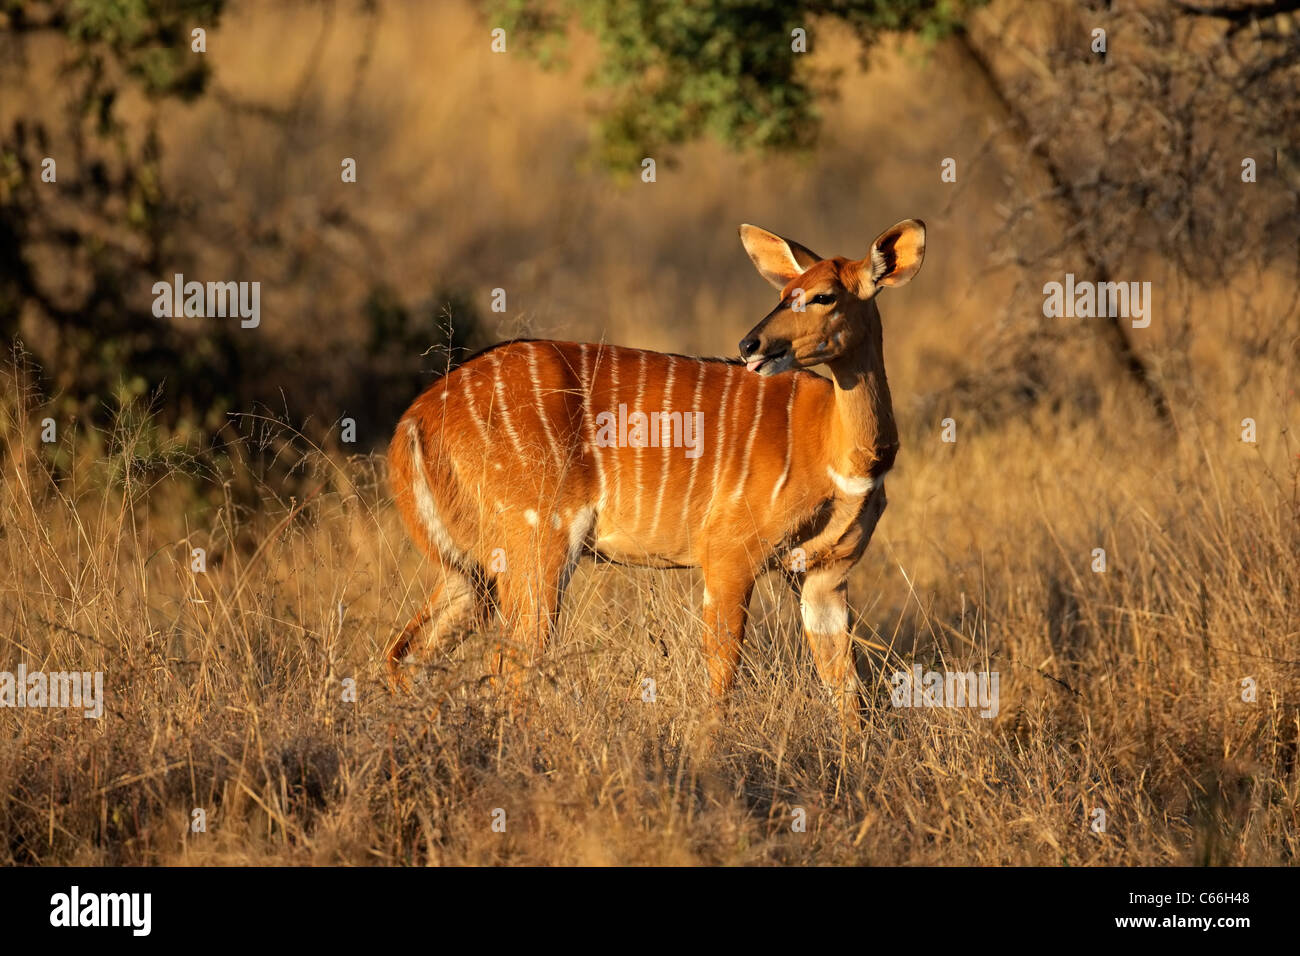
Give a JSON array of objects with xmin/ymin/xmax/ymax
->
[
  {"xmin": 68, "ymin": 0, "xmax": 223, "ymax": 97},
  {"xmin": 494, "ymin": 0, "xmax": 972, "ymax": 167}
]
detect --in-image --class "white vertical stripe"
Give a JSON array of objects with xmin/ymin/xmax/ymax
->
[
  {"xmin": 771, "ymin": 376, "xmax": 797, "ymax": 505},
  {"xmin": 649, "ymin": 354, "xmax": 677, "ymax": 537},
  {"xmin": 579, "ymin": 344, "xmax": 607, "ymax": 506},
  {"xmin": 407, "ymin": 420, "xmax": 466, "ymax": 564},
  {"xmin": 682, "ymin": 360, "xmax": 707, "ymax": 538},
  {"xmin": 527, "ymin": 342, "xmax": 563, "ymax": 469},
  {"xmin": 460, "ymin": 366, "xmax": 492, "ymax": 446},
  {"xmin": 608, "ymin": 347, "xmax": 622, "ymax": 513},
  {"xmin": 706, "ymin": 365, "xmax": 734, "ymax": 516},
  {"xmin": 733, "ymin": 375, "xmax": 766, "ymax": 501},
  {"xmin": 722, "ymin": 368, "xmax": 748, "ymax": 499},
  {"xmin": 490, "ymin": 350, "xmax": 526, "ymax": 465},
  {"xmin": 632, "ymin": 350, "xmax": 648, "ymax": 532}
]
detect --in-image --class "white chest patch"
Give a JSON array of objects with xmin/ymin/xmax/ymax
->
[{"xmin": 826, "ymin": 465, "xmax": 878, "ymax": 497}]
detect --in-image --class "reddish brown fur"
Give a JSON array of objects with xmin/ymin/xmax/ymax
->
[{"xmin": 387, "ymin": 220, "xmax": 925, "ymax": 717}]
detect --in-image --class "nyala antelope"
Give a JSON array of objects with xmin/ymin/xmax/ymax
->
[{"xmin": 387, "ymin": 218, "xmax": 925, "ymax": 716}]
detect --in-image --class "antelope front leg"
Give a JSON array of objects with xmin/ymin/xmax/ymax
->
[
  {"xmin": 797, "ymin": 563, "xmax": 859, "ymax": 718},
  {"xmin": 797, "ymin": 484, "xmax": 886, "ymax": 721},
  {"xmin": 699, "ymin": 564, "xmax": 756, "ymax": 703}
]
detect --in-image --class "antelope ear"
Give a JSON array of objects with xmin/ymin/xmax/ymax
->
[
  {"xmin": 739, "ymin": 224, "xmax": 823, "ymax": 291},
  {"xmin": 847, "ymin": 219, "xmax": 926, "ymax": 297},
  {"xmin": 869, "ymin": 219, "xmax": 926, "ymax": 288}
]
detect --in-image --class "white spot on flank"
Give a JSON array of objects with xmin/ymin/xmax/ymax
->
[
  {"xmin": 552, "ymin": 512, "xmax": 562, "ymax": 530},
  {"xmin": 524, "ymin": 509, "xmax": 539, "ymax": 526},
  {"xmin": 493, "ymin": 462, "xmax": 503, "ymax": 471},
  {"xmin": 827, "ymin": 465, "xmax": 874, "ymax": 497}
]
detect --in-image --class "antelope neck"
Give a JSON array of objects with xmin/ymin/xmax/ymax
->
[{"xmin": 824, "ymin": 303, "xmax": 898, "ymax": 486}]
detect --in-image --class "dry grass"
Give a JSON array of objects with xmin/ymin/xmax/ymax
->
[{"xmin": 2, "ymin": 339, "xmax": 1296, "ymax": 865}]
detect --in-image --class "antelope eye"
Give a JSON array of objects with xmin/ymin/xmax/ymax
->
[{"xmin": 810, "ymin": 293, "xmax": 836, "ymax": 305}]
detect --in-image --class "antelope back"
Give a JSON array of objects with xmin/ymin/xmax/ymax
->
[{"xmin": 389, "ymin": 340, "xmax": 834, "ymax": 571}]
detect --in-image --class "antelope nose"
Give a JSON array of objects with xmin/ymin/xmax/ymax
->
[{"xmin": 739, "ymin": 335, "xmax": 761, "ymax": 358}]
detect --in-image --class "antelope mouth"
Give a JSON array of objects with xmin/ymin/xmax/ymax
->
[{"xmin": 745, "ymin": 349, "xmax": 789, "ymax": 375}]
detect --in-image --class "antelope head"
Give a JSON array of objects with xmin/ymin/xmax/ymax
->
[{"xmin": 736, "ymin": 219, "xmax": 926, "ymax": 375}]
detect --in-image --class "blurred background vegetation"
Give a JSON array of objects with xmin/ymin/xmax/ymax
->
[
  {"xmin": 1, "ymin": 0, "xmax": 1297, "ymax": 468},
  {"xmin": 493, "ymin": 0, "xmax": 968, "ymax": 166}
]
